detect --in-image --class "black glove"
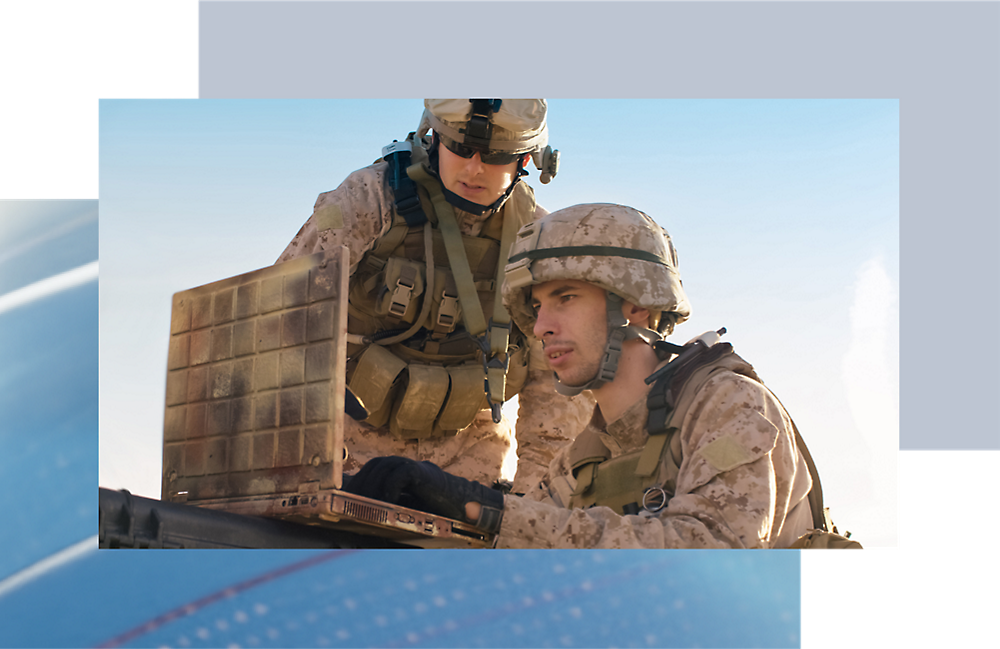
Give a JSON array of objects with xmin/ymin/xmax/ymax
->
[{"xmin": 344, "ymin": 456, "xmax": 504, "ymax": 533}]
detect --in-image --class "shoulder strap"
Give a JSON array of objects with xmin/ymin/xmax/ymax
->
[
  {"xmin": 765, "ymin": 391, "xmax": 828, "ymax": 532},
  {"xmin": 406, "ymin": 162, "xmax": 522, "ymax": 417},
  {"xmin": 649, "ymin": 342, "xmax": 829, "ymax": 531},
  {"xmin": 482, "ymin": 184, "xmax": 534, "ymax": 405},
  {"xmin": 646, "ymin": 342, "xmax": 745, "ymax": 436},
  {"xmin": 362, "ymin": 137, "xmax": 433, "ymax": 275},
  {"xmin": 406, "ymin": 163, "xmax": 488, "ymax": 337},
  {"xmin": 796, "ymin": 423, "xmax": 828, "ymax": 531},
  {"xmin": 636, "ymin": 343, "xmax": 742, "ymax": 478},
  {"xmin": 383, "ymin": 133, "xmax": 430, "ymax": 227}
]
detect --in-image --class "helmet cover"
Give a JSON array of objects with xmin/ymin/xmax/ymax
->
[
  {"xmin": 502, "ymin": 203, "xmax": 692, "ymax": 336},
  {"xmin": 419, "ymin": 98, "xmax": 549, "ymax": 154}
]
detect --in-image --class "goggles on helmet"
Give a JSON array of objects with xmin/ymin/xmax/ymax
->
[{"xmin": 439, "ymin": 135, "xmax": 524, "ymax": 166}]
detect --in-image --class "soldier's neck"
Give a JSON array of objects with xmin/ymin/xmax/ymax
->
[{"xmin": 592, "ymin": 339, "xmax": 660, "ymax": 424}]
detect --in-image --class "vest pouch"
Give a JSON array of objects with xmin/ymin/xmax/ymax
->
[
  {"xmin": 569, "ymin": 451, "xmax": 645, "ymax": 514},
  {"xmin": 375, "ymin": 257, "xmax": 426, "ymax": 324},
  {"xmin": 435, "ymin": 363, "xmax": 488, "ymax": 434},
  {"xmin": 389, "ymin": 364, "xmax": 450, "ymax": 440},
  {"xmin": 347, "ymin": 344, "xmax": 407, "ymax": 429}
]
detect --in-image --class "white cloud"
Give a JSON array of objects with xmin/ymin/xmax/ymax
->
[
  {"xmin": 0, "ymin": 261, "xmax": 98, "ymax": 316},
  {"xmin": 843, "ymin": 255, "xmax": 899, "ymax": 438},
  {"xmin": 840, "ymin": 255, "xmax": 899, "ymax": 544}
]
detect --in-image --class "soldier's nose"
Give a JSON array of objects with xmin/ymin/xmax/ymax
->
[
  {"xmin": 466, "ymin": 152, "xmax": 486, "ymax": 172},
  {"xmin": 533, "ymin": 308, "xmax": 556, "ymax": 339}
]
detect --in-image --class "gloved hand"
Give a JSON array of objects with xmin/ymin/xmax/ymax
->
[{"xmin": 344, "ymin": 456, "xmax": 505, "ymax": 533}]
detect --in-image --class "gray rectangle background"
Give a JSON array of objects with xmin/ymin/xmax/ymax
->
[{"xmin": 199, "ymin": 1, "xmax": 1000, "ymax": 449}]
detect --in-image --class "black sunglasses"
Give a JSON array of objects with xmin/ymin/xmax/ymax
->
[{"xmin": 440, "ymin": 135, "xmax": 524, "ymax": 166}]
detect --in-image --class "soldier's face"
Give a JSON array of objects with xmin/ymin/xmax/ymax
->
[
  {"xmin": 437, "ymin": 143, "xmax": 523, "ymax": 206},
  {"xmin": 530, "ymin": 280, "xmax": 610, "ymax": 387}
]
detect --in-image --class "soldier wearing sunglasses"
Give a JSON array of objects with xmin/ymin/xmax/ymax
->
[{"xmin": 277, "ymin": 99, "xmax": 593, "ymax": 493}]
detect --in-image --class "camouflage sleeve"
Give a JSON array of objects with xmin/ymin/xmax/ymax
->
[
  {"xmin": 496, "ymin": 372, "xmax": 806, "ymax": 549},
  {"xmin": 510, "ymin": 341, "xmax": 595, "ymax": 494},
  {"xmin": 276, "ymin": 162, "xmax": 395, "ymax": 274}
]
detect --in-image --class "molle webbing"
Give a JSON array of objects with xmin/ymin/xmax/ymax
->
[
  {"xmin": 351, "ymin": 181, "xmax": 505, "ymax": 346},
  {"xmin": 406, "ymin": 162, "xmax": 524, "ymax": 408},
  {"xmin": 370, "ymin": 221, "xmax": 436, "ymax": 347},
  {"xmin": 402, "ymin": 229, "xmax": 500, "ymax": 278},
  {"xmin": 343, "ymin": 160, "xmax": 534, "ymax": 438}
]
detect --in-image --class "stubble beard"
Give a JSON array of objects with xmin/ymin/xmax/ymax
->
[{"xmin": 550, "ymin": 328, "xmax": 609, "ymax": 388}]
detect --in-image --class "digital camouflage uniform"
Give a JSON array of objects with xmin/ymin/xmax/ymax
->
[
  {"xmin": 496, "ymin": 368, "xmax": 814, "ymax": 548},
  {"xmin": 495, "ymin": 203, "xmax": 814, "ymax": 548},
  {"xmin": 278, "ymin": 161, "xmax": 594, "ymax": 488}
]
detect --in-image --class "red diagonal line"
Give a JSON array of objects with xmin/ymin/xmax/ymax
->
[{"xmin": 95, "ymin": 550, "xmax": 360, "ymax": 649}]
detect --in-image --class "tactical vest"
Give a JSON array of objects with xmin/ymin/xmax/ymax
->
[
  {"xmin": 345, "ymin": 143, "xmax": 535, "ymax": 441},
  {"xmin": 547, "ymin": 341, "xmax": 861, "ymax": 548}
]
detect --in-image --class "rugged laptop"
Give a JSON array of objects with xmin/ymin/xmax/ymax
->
[{"xmin": 160, "ymin": 247, "xmax": 494, "ymax": 548}]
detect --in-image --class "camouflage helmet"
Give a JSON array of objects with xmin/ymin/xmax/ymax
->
[
  {"xmin": 418, "ymin": 99, "xmax": 558, "ymax": 183},
  {"xmin": 502, "ymin": 203, "xmax": 692, "ymax": 337}
]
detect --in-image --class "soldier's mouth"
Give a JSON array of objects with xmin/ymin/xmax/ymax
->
[{"xmin": 545, "ymin": 347, "xmax": 573, "ymax": 365}]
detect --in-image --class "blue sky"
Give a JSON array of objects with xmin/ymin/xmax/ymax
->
[{"xmin": 98, "ymin": 98, "xmax": 899, "ymax": 547}]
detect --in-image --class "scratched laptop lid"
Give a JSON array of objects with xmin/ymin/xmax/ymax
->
[{"xmin": 160, "ymin": 247, "xmax": 494, "ymax": 548}]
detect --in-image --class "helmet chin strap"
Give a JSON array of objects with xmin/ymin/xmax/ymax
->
[{"xmin": 553, "ymin": 293, "xmax": 662, "ymax": 397}]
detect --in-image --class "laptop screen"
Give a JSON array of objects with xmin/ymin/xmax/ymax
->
[
  {"xmin": 159, "ymin": 248, "xmax": 494, "ymax": 547},
  {"xmin": 162, "ymin": 249, "xmax": 347, "ymax": 502}
]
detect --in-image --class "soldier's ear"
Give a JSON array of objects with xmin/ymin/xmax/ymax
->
[{"xmin": 623, "ymin": 302, "xmax": 651, "ymax": 328}]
